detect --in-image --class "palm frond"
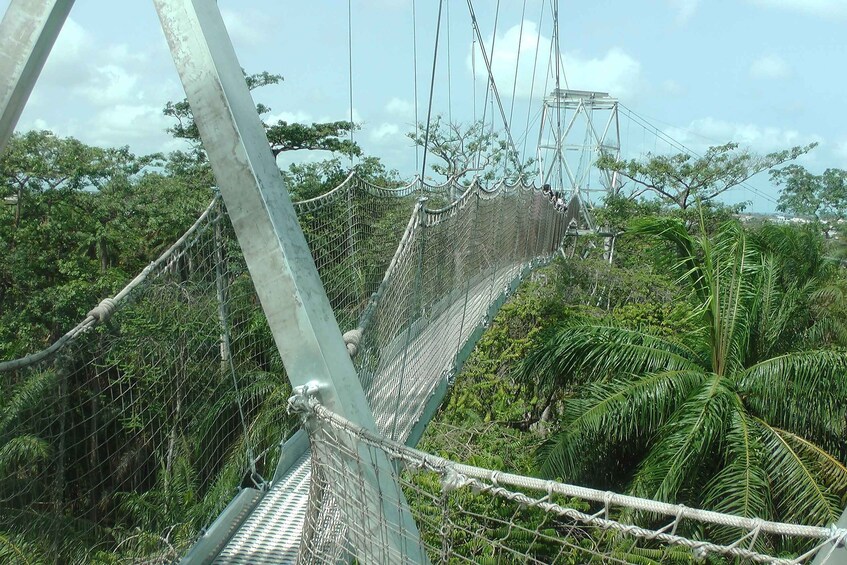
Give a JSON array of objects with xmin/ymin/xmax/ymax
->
[
  {"xmin": 628, "ymin": 217, "xmax": 707, "ymax": 303},
  {"xmin": 628, "ymin": 375, "xmax": 735, "ymax": 503},
  {"xmin": 0, "ymin": 531, "xmax": 43, "ymax": 565},
  {"xmin": 701, "ymin": 409, "xmax": 770, "ymax": 521},
  {"xmin": 747, "ymin": 254, "xmax": 801, "ymax": 361},
  {"xmin": 0, "ymin": 370, "xmax": 58, "ymax": 436},
  {"xmin": 739, "ymin": 350, "xmax": 847, "ymax": 449},
  {"xmin": 706, "ymin": 221, "xmax": 761, "ymax": 377},
  {"xmin": 537, "ymin": 369, "xmax": 708, "ymax": 479},
  {"xmin": 0, "ymin": 435, "xmax": 51, "ymax": 479},
  {"xmin": 516, "ymin": 322, "xmax": 702, "ymax": 395},
  {"xmin": 804, "ymin": 313, "xmax": 847, "ymax": 349},
  {"xmin": 754, "ymin": 419, "xmax": 844, "ymax": 525}
]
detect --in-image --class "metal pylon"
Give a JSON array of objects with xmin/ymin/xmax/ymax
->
[{"xmin": 536, "ymin": 88, "xmax": 621, "ymax": 232}]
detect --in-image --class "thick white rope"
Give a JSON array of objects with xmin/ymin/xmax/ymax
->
[{"xmin": 288, "ymin": 388, "xmax": 846, "ymax": 563}]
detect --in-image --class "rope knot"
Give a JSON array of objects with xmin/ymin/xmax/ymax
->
[
  {"xmin": 831, "ymin": 525, "xmax": 847, "ymax": 548},
  {"xmin": 343, "ymin": 328, "xmax": 363, "ymax": 358},
  {"xmin": 287, "ymin": 383, "xmax": 322, "ymax": 418},
  {"xmin": 87, "ymin": 298, "xmax": 117, "ymax": 323},
  {"xmin": 441, "ymin": 468, "xmax": 468, "ymax": 493}
]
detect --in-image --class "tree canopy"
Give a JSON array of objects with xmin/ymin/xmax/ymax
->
[
  {"xmin": 597, "ymin": 142, "xmax": 816, "ymax": 209},
  {"xmin": 164, "ymin": 70, "xmax": 361, "ymax": 158},
  {"xmin": 517, "ymin": 216, "xmax": 847, "ymax": 531},
  {"xmin": 408, "ymin": 115, "xmax": 533, "ymax": 186},
  {"xmin": 773, "ymin": 164, "xmax": 847, "ymax": 225}
]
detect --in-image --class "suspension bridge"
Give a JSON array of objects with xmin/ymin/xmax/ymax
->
[{"xmin": 1, "ymin": 0, "xmax": 845, "ymax": 563}]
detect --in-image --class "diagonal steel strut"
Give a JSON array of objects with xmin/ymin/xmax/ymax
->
[
  {"xmin": 0, "ymin": 0, "xmax": 74, "ymax": 153},
  {"xmin": 151, "ymin": 1, "xmax": 428, "ymax": 563}
]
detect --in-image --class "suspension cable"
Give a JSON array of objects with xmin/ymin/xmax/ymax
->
[
  {"xmin": 465, "ymin": 0, "xmax": 523, "ymax": 173},
  {"xmin": 553, "ymin": 0, "xmax": 565, "ymax": 190},
  {"xmin": 476, "ymin": 0, "xmax": 500, "ymax": 173},
  {"xmin": 522, "ymin": 0, "xmax": 545, "ymax": 164},
  {"xmin": 508, "ymin": 0, "xmax": 528, "ymax": 128},
  {"xmin": 419, "ymin": 0, "xmax": 445, "ymax": 182},
  {"xmin": 347, "ymin": 0, "xmax": 355, "ymax": 167},
  {"xmin": 412, "ymin": 0, "xmax": 421, "ymax": 172},
  {"xmin": 472, "ymin": 24, "xmax": 477, "ymax": 126},
  {"xmin": 446, "ymin": 0, "xmax": 453, "ymax": 124}
]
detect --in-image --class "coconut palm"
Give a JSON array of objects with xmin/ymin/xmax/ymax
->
[{"xmin": 518, "ymin": 217, "xmax": 847, "ymax": 527}]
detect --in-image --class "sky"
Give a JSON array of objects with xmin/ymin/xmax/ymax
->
[{"xmin": 3, "ymin": 0, "xmax": 846, "ymax": 212}]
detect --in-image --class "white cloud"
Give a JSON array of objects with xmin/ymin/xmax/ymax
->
[
  {"xmin": 662, "ymin": 117, "xmax": 822, "ymax": 155},
  {"xmin": 834, "ymin": 140, "xmax": 847, "ymax": 161},
  {"xmin": 749, "ymin": 0, "xmax": 847, "ymax": 18},
  {"xmin": 37, "ymin": 18, "xmax": 95, "ymax": 89},
  {"xmin": 469, "ymin": 21, "xmax": 642, "ymax": 100},
  {"xmin": 749, "ymin": 55, "xmax": 790, "ymax": 79},
  {"xmin": 221, "ymin": 9, "xmax": 268, "ymax": 46},
  {"xmin": 89, "ymin": 104, "xmax": 171, "ymax": 147},
  {"xmin": 562, "ymin": 48, "xmax": 642, "ymax": 99},
  {"xmin": 369, "ymin": 122, "xmax": 401, "ymax": 143},
  {"xmin": 268, "ymin": 110, "xmax": 314, "ymax": 124},
  {"xmin": 74, "ymin": 65, "xmax": 142, "ymax": 107},
  {"xmin": 385, "ymin": 97, "xmax": 414, "ymax": 118},
  {"xmin": 14, "ymin": 15, "xmax": 184, "ymax": 154},
  {"xmin": 668, "ymin": 0, "xmax": 700, "ymax": 23}
]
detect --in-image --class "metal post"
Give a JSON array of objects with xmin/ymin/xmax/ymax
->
[
  {"xmin": 152, "ymin": 1, "xmax": 427, "ymax": 562},
  {"xmin": 0, "ymin": 0, "xmax": 74, "ymax": 152},
  {"xmin": 812, "ymin": 509, "xmax": 847, "ymax": 564}
]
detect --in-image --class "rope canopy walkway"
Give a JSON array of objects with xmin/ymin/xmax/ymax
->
[
  {"xmin": 2, "ymin": 170, "xmax": 844, "ymax": 563},
  {"xmin": 1, "ymin": 2, "xmax": 844, "ymax": 563}
]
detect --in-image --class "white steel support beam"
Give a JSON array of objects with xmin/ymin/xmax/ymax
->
[
  {"xmin": 812, "ymin": 508, "xmax": 847, "ymax": 564},
  {"xmin": 0, "ymin": 0, "xmax": 74, "ymax": 153},
  {"xmin": 152, "ymin": 1, "xmax": 428, "ymax": 563}
]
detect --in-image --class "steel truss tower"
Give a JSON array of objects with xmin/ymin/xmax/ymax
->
[{"xmin": 536, "ymin": 88, "xmax": 621, "ymax": 231}]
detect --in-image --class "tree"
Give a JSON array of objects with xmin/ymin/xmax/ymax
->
[
  {"xmin": 772, "ymin": 165, "xmax": 847, "ymax": 235},
  {"xmin": 164, "ymin": 70, "xmax": 361, "ymax": 159},
  {"xmin": 408, "ymin": 115, "xmax": 533, "ymax": 188},
  {"xmin": 0, "ymin": 130, "xmax": 211, "ymax": 356},
  {"xmin": 597, "ymin": 142, "xmax": 816, "ymax": 210},
  {"xmin": 517, "ymin": 216, "xmax": 847, "ymax": 533}
]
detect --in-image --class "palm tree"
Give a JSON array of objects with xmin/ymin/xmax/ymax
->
[{"xmin": 518, "ymin": 217, "xmax": 847, "ymax": 528}]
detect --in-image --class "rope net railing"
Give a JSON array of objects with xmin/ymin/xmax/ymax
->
[
  {"xmin": 355, "ymin": 176, "xmax": 566, "ymax": 442},
  {"xmin": 282, "ymin": 176, "xmax": 567, "ymax": 565},
  {"xmin": 291, "ymin": 390, "xmax": 847, "ymax": 565},
  {"xmin": 0, "ymin": 170, "xmax": 567, "ymax": 562}
]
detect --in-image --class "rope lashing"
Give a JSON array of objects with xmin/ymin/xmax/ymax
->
[
  {"xmin": 342, "ymin": 328, "xmax": 363, "ymax": 358},
  {"xmin": 87, "ymin": 297, "xmax": 117, "ymax": 323}
]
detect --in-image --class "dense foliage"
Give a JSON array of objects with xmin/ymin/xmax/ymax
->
[
  {"xmin": 420, "ymin": 207, "xmax": 847, "ymax": 559},
  {"xmin": 3, "ymin": 81, "xmax": 846, "ymax": 564}
]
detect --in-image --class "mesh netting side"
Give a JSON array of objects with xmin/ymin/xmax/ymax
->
[
  {"xmin": 0, "ymin": 173, "xmax": 567, "ymax": 563},
  {"xmin": 0, "ymin": 199, "xmax": 298, "ymax": 562},
  {"xmin": 297, "ymin": 398, "xmax": 847, "ymax": 565}
]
